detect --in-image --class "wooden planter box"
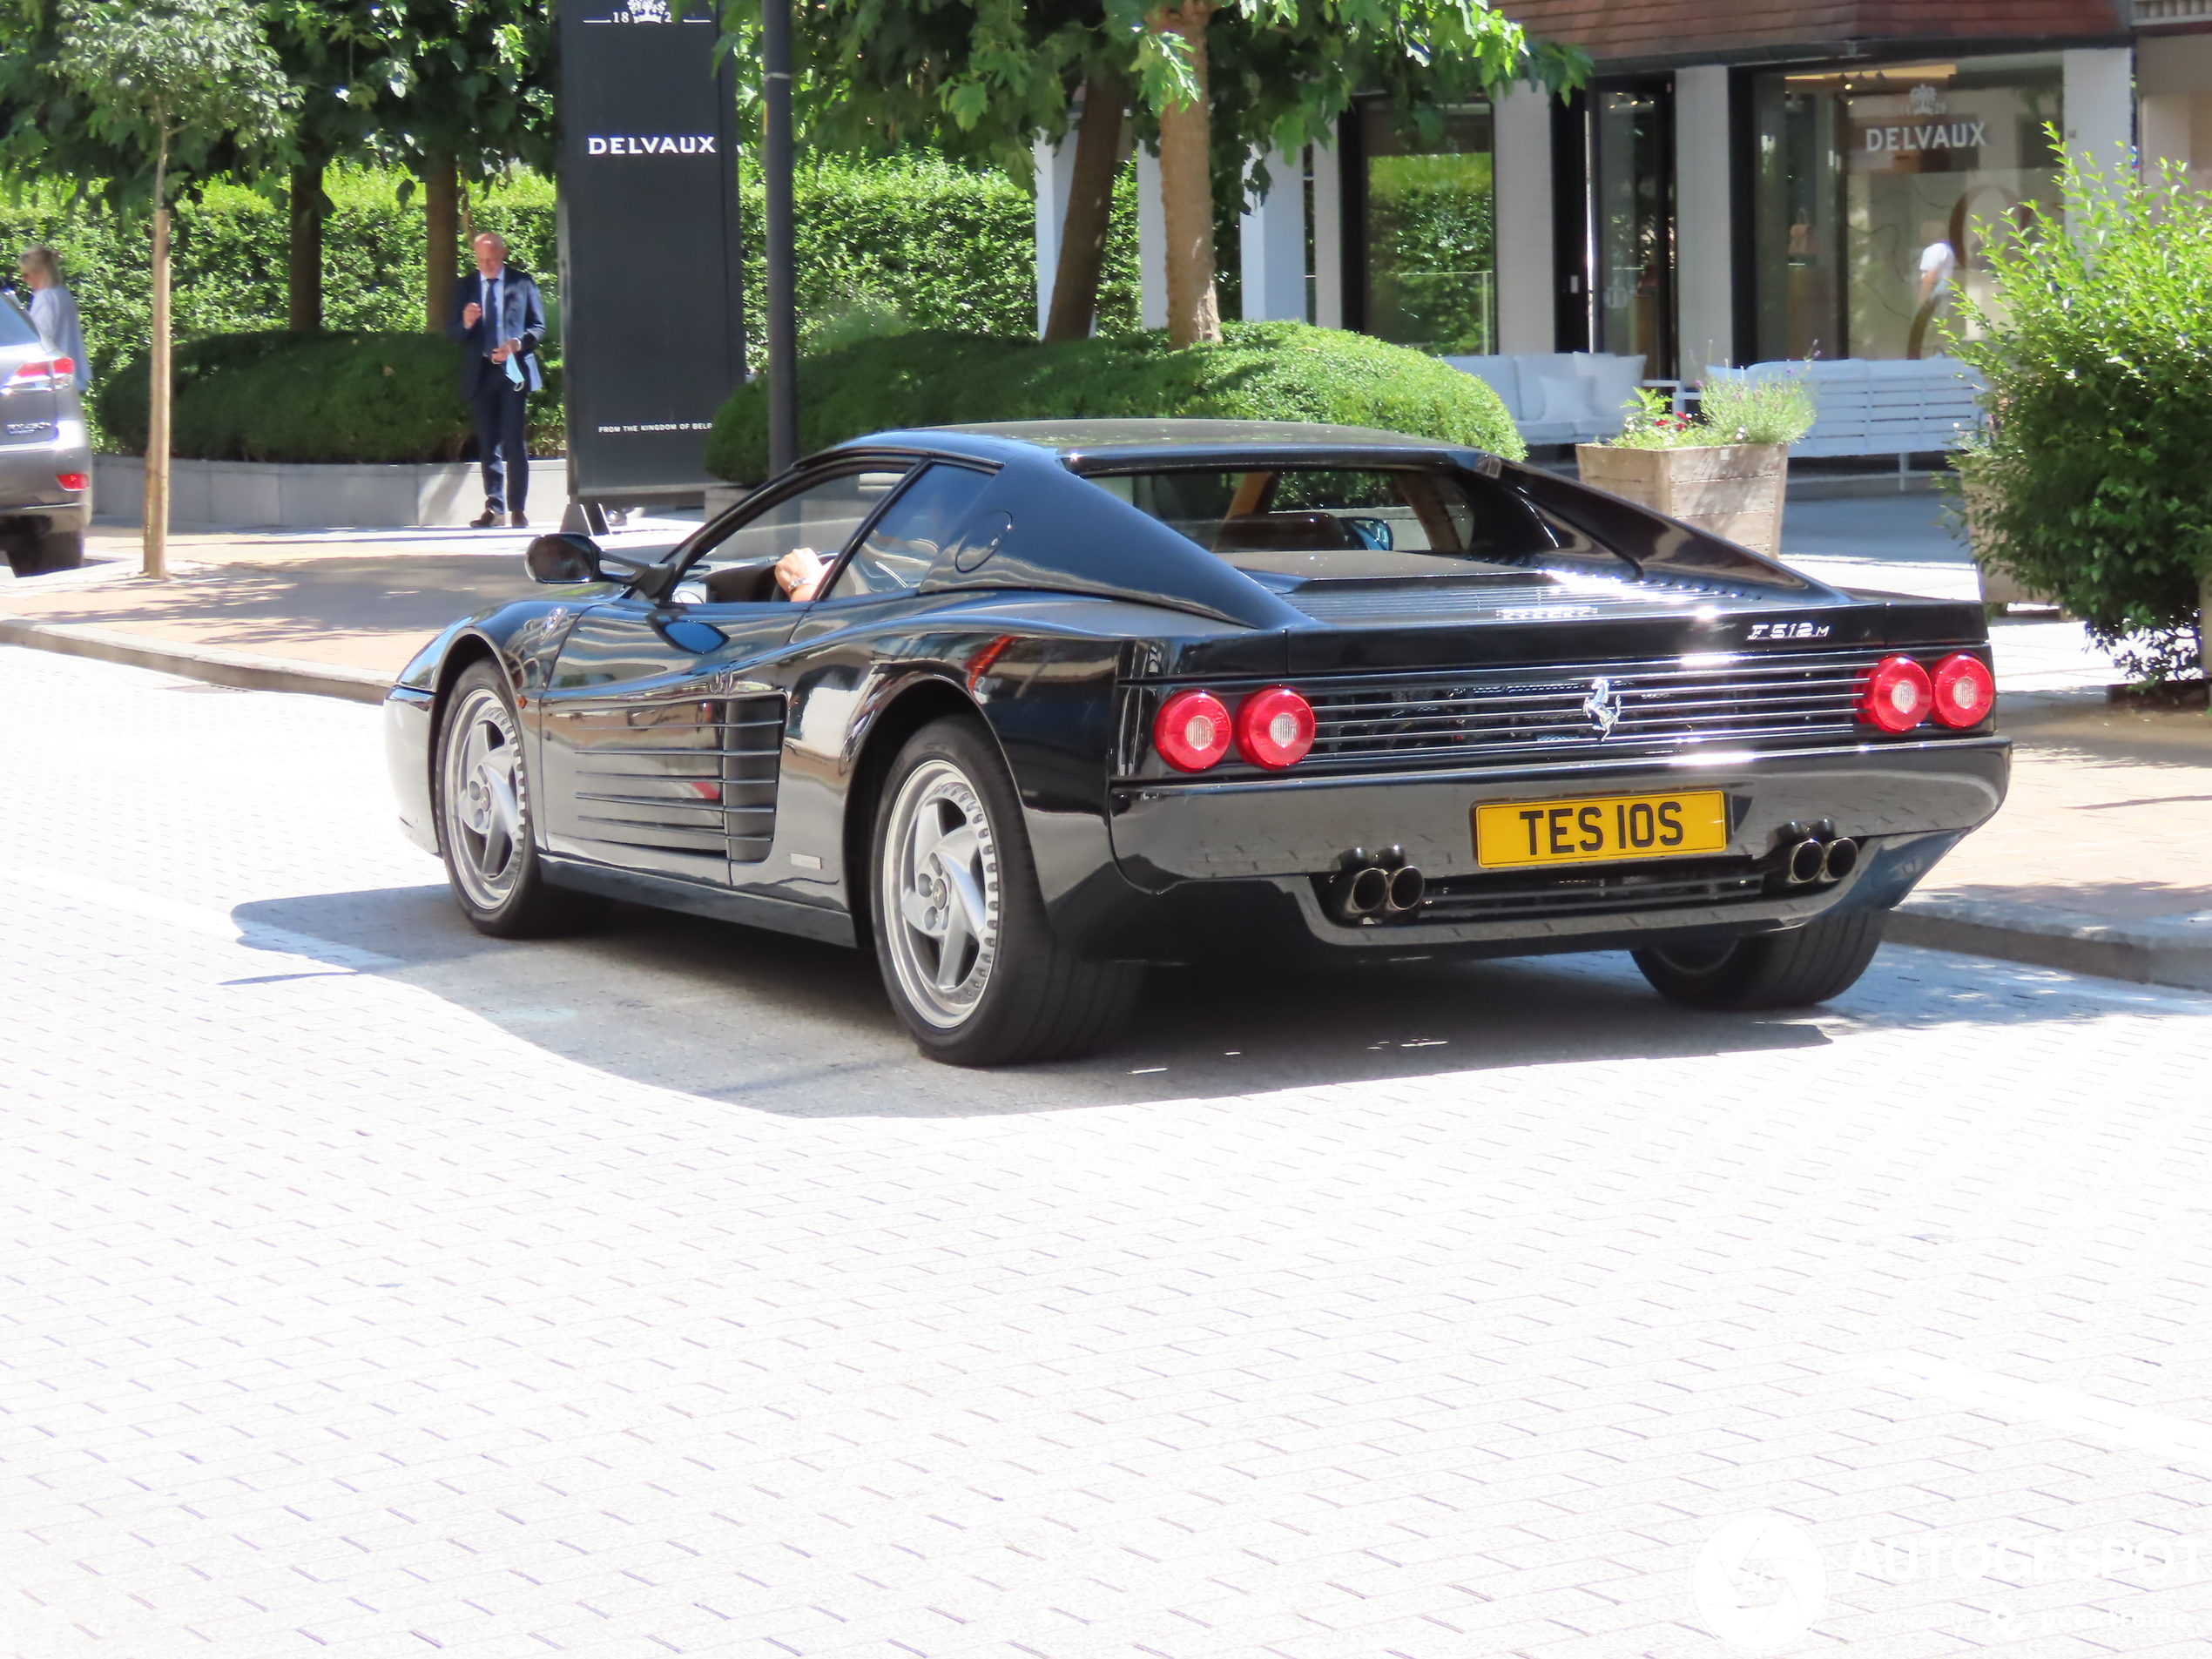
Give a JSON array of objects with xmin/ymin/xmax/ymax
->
[{"xmin": 1574, "ymin": 442, "xmax": 1787, "ymax": 557}]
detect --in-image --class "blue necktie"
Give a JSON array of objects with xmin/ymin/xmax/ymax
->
[{"xmin": 489, "ymin": 274, "xmax": 524, "ymax": 388}]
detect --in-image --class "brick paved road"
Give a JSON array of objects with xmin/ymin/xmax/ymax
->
[{"xmin": 6, "ymin": 646, "xmax": 2212, "ymax": 1659}]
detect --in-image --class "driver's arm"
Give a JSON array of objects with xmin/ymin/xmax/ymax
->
[{"xmin": 773, "ymin": 546, "xmax": 826, "ymax": 602}]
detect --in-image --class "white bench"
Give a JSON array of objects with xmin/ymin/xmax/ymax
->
[
  {"xmin": 1438, "ymin": 352, "xmax": 1652, "ymax": 446},
  {"xmin": 1703, "ymin": 357, "xmax": 1985, "ymax": 463}
]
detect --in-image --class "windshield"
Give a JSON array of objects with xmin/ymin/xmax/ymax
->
[{"xmin": 1083, "ymin": 466, "xmax": 1633, "ymax": 581}]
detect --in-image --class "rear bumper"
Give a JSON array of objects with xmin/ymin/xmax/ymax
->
[
  {"xmin": 1081, "ymin": 735, "xmax": 2006, "ymax": 962},
  {"xmin": 0, "ymin": 415, "xmax": 92, "ymax": 531}
]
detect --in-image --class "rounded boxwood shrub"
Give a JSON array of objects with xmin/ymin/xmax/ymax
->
[
  {"xmin": 98, "ymin": 330, "xmax": 563, "ymax": 463},
  {"xmin": 705, "ymin": 321, "xmax": 1527, "ymax": 484}
]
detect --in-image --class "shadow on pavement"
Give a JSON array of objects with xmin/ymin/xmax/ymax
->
[{"xmin": 235, "ymin": 883, "xmax": 1858, "ymax": 1116}]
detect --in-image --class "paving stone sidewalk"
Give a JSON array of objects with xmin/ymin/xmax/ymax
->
[{"xmin": 2, "ymin": 515, "xmax": 2207, "ymax": 991}]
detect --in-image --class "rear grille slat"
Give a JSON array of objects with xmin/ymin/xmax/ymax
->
[
  {"xmin": 1298, "ymin": 650, "xmax": 1883, "ymax": 768},
  {"xmin": 1413, "ymin": 861, "xmax": 1769, "ymax": 924}
]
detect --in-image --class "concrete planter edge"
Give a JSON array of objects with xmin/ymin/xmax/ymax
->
[{"xmin": 91, "ymin": 455, "xmax": 572, "ymax": 532}]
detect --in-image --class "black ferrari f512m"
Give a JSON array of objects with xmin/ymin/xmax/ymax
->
[{"xmin": 384, "ymin": 420, "xmax": 2009, "ymax": 1064}]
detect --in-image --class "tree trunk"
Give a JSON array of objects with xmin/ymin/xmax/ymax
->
[
  {"xmin": 1150, "ymin": 3, "xmax": 1221, "ymax": 347},
  {"xmin": 2200, "ymin": 564, "xmax": 2211, "ymax": 683},
  {"xmin": 288, "ymin": 159, "xmax": 325, "ymax": 333},
  {"xmin": 424, "ymin": 153, "xmax": 459, "ymax": 334},
  {"xmin": 145, "ymin": 196, "xmax": 171, "ymax": 580},
  {"xmin": 1044, "ymin": 74, "xmax": 1126, "ymax": 343}
]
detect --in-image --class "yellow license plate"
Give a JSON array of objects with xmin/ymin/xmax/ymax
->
[{"xmin": 1474, "ymin": 790, "xmax": 1730, "ymax": 869}]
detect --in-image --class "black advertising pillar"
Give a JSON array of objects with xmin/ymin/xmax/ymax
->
[{"xmin": 556, "ymin": 0, "xmax": 745, "ymax": 511}]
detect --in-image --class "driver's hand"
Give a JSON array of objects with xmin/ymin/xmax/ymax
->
[{"xmin": 774, "ymin": 546, "xmax": 826, "ymax": 602}]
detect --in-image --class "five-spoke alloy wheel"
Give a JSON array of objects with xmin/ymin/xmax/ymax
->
[
  {"xmin": 871, "ymin": 719, "xmax": 1139, "ymax": 1065},
  {"xmin": 435, "ymin": 661, "xmax": 587, "ymax": 938},
  {"xmin": 881, "ymin": 757, "xmax": 1002, "ymax": 1028}
]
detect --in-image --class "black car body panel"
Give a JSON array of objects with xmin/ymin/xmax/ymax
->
[{"xmin": 386, "ymin": 419, "xmax": 2010, "ymax": 969}]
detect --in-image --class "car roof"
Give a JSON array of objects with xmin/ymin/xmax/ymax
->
[{"xmin": 833, "ymin": 418, "xmax": 1485, "ymax": 472}]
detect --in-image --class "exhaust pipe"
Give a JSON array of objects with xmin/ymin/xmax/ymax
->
[
  {"xmin": 1776, "ymin": 824, "xmax": 1861, "ymax": 887},
  {"xmin": 1334, "ymin": 865, "xmax": 1391, "ymax": 919},
  {"xmin": 1327, "ymin": 845, "xmax": 1426, "ymax": 922},
  {"xmin": 1386, "ymin": 864, "xmax": 1426, "ymax": 914},
  {"xmin": 1785, "ymin": 837, "xmax": 1828, "ymax": 887}
]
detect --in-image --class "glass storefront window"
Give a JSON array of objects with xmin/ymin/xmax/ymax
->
[
  {"xmin": 1359, "ymin": 103, "xmax": 1495, "ymax": 355},
  {"xmin": 1752, "ymin": 57, "xmax": 2062, "ymax": 361},
  {"xmin": 1594, "ymin": 87, "xmax": 1674, "ymax": 376}
]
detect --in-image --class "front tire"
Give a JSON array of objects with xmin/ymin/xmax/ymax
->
[
  {"xmin": 434, "ymin": 660, "xmax": 590, "ymax": 938},
  {"xmin": 871, "ymin": 718, "xmax": 1139, "ymax": 1066},
  {"xmin": 1634, "ymin": 911, "xmax": 1885, "ymax": 1011}
]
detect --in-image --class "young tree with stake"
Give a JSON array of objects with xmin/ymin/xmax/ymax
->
[{"xmin": 56, "ymin": 0, "xmax": 291, "ymax": 579}]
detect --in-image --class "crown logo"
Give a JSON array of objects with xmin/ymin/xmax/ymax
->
[{"xmin": 1907, "ymin": 84, "xmax": 1946, "ymax": 116}]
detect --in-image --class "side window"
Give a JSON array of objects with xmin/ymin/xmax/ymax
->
[
  {"xmin": 822, "ymin": 464, "xmax": 995, "ymax": 601},
  {"xmin": 673, "ymin": 468, "xmax": 909, "ymax": 602}
]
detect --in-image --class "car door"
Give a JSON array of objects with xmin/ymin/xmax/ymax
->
[
  {"xmin": 538, "ymin": 463, "xmax": 912, "ymax": 883},
  {"xmin": 773, "ymin": 462, "xmax": 1004, "ymax": 896}
]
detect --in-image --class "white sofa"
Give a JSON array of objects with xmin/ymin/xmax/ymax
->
[
  {"xmin": 1438, "ymin": 352, "xmax": 1651, "ymax": 445},
  {"xmin": 1702, "ymin": 356, "xmax": 1985, "ymax": 460}
]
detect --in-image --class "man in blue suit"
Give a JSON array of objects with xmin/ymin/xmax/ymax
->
[{"xmin": 445, "ymin": 232, "xmax": 545, "ymax": 529}]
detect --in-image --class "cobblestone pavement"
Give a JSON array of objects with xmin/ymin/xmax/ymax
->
[{"xmin": 7, "ymin": 646, "xmax": 2212, "ymax": 1659}]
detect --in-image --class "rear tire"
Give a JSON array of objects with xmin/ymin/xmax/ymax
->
[
  {"xmin": 1634, "ymin": 910, "xmax": 1885, "ymax": 1011},
  {"xmin": 434, "ymin": 660, "xmax": 594, "ymax": 939},
  {"xmin": 3, "ymin": 527, "xmax": 78, "ymax": 577},
  {"xmin": 33, "ymin": 528, "xmax": 83, "ymax": 573},
  {"xmin": 871, "ymin": 717, "xmax": 1140, "ymax": 1066}
]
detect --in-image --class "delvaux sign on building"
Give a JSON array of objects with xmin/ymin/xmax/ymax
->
[
  {"xmin": 1848, "ymin": 83, "xmax": 1997, "ymax": 172},
  {"xmin": 556, "ymin": 0, "xmax": 745, "ymax": 504}
]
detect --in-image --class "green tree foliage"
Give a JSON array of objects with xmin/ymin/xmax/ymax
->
[
  {"xmin": 705, "ymin": 320, "xmax": 1527, "ymax": 482},
  {"xmin": 1952, "ymin": 145, "xmax": 2212, "ymax": 680},
  {"xmin": 720, "ymin": 0, "xmax": 1583, "ymax": 345}
]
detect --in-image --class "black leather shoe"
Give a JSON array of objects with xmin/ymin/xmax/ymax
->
[
  {"xmin": 469, "ymin": 509, "xmax": 501, "ymax": 529},
  {"xmin": 509, "ymin": 512, "xmax": 528, "ymax": 529}
]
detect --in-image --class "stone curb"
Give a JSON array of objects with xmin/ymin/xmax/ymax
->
[
  {"xmin": 0, "ymin": 618, "xmax": 390, "ymax": 705},
  {"xmin": 1892, "ymin": 894, "xmax": 2212, "ymax": 995}
]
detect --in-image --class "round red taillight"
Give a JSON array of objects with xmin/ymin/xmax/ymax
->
[
  {"xmin": 1858, "ymin": 655, "xmax": 1933, "ymax": 734},
  {"xmin": 1153, "ymin": 690, "xmax": 1232, "ymax": 772},
  {"xmin": 1930, "ymin": 652, "xmax": 1994, "ymax": 728},
  {"xmin": 1235, "ymin": 685, "xmax": 1315, "ymax": 769}
]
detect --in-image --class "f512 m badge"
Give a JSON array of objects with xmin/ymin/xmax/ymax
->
[{"xmin": 1747, "ymin": 620, "xmax": 1833, "ymax": 642}]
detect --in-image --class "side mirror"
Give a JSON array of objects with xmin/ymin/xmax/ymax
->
[{"xmin": 526, "ymin": 531, "xmax": 605, "ymax": 584}]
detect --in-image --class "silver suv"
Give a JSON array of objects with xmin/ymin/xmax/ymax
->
[{"xmin": 0, "ymin": 290, "xmax": 91, "ymax": 577}]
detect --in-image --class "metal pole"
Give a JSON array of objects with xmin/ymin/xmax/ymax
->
[{"xmin": 762, "ymin": 0, "xmax": 799, "ymax": 475}]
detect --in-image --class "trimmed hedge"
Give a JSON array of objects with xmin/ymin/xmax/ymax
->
[
  {"xmin": 738, "ymin": 153, "xmax": 1144, "ymax": 368},
  {"xmin": 705, "ymin": 322, "xmax": 1527, "ymax": 484},
  {"xmin": 97, "ymin": 331, "xmax": 563, "ymax": 463},
  {"xmin": 0, "ymin": 167, "xmax": 556, "ymax": 394}
]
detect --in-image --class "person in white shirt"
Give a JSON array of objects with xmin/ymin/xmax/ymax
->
[
  {"xmin": 15, "ymin": 246, "xmax": 90, "ymax": 393},
  {"xmin": 1917, "ymin": 223, "xmax": 1958, "ymax": 310}
]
